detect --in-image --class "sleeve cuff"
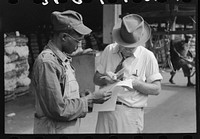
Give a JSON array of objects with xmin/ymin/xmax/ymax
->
[
  {"xmin": 80, "ymin": 97, "xmax": 89, "ymax": 113},
  {"xmin": 146, "ymin": 73, "xmax": 163, "ymax": 83}
]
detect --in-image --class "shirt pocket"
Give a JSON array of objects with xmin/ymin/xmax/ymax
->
[
  {"xmin": 63, "ymin": 67, "xmax": 80, "ymax": 99},
  {"xmin": 68, "ymin": 80, "xmax": 80, "ymax": 99}
]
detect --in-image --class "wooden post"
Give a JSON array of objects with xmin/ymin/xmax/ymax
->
[
  {"xmin": 103, "ymin": 4, "xmax": 121, "ymax": 44},
  {"xmin": 170, "ymin": 16, "xmax": 176, "ymax": 41},
  {"xmin": 193, "ymin": 16, "xmax": 196, "ymax": 30}
]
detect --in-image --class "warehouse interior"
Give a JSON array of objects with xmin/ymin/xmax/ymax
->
[
  {"xmin": 3, "ymin": 0, "xmax": 197, "ymax": 104},
  {"xmin": 3, "ymin": 0, "xmax": 197, "ymax": 102},
  {"xmin": 3, "ymin": 0, "xmax": 197, "ymax": 134}
]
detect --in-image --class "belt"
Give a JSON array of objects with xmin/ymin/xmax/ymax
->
[
  {"xmin": 116, "ymin": 101, "xmax": 144, "ymax": 109},
  {"xmin": 34, "ymin": 113, "xmax": 44, "ymax": 119},
  {"xmin": 116, "ymin": 101, "xmax": 130, "ymax": 107},
  {"xmin": 116, "ymin": 101, "xmax": 125, "ymax": 105}
]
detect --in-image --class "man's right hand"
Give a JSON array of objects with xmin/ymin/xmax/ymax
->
[
  {"xmin": 100, "ymin": 75, "xmax": 117, "ymax": 85},
  {"xmin": 93, "ymin": 71, "xmax": 119, "ymax": 87}
]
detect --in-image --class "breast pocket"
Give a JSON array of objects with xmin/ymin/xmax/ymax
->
[
  {"xmin": 63, "ymin": 68, "xmax": 80, "ymax": 99},
  {"xmin": 68, "ymin": 80, "xmax": 80, "ymax": 99}
]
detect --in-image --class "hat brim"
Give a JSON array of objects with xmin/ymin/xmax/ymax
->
[
  {"xmin": 73, "ymin": 23, "xmax": 92, "ymax": 35},
  {"xmin": 112, "ymin": 21, "xmax": 151, "ymax": 48}
]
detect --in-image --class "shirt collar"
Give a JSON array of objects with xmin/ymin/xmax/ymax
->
[
  {"xmin": 112, "ymin": 43, "xmax": 120, "ymax": 54},
  {"xmin": 133, "ymin": 45, "xmax": 142, "ymax": 58},
  {"xmin": 45, "ymin": 40, "xmax": 72, "ymax": 62},
  {"xmin": 112, "ymin": 43, "xmax": 142, "ymax": 58}
]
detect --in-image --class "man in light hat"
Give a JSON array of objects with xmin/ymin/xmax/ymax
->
[
  {"xmin": 93, "ymin": 14, "xmax": 163, "ymax": 133},
  {"xmin": 31, "ymin": 10, "xmax": 112, "ymax": 134}
]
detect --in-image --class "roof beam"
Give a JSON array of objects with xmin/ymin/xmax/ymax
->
[
  {"xmin": 152, "ymin": 30, "xmax": 196, "ymax": 35},
  {"xmin": 137, "ymin": 11, "xmax": 196, "ymax": 18}
]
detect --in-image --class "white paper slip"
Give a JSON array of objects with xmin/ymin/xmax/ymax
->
[
  {"xmin": 92, "ymin": 86, "xmax": 122, "ymax": 112},
  {"xmin": 92, "ymin": 79, "xmax": 133, "ymax": 112}
]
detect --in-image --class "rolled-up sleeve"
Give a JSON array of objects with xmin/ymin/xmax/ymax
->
[
  {"xmin": 35, "ymin": 60, "xmax": 88, "ymax": 122},
  {"xmin": 96, "ymin": 51, "xmax": 107, "ymax": 74},
  {"xmin": 145, "ymin": 52, "xmax": 163, "ymax": 83}
]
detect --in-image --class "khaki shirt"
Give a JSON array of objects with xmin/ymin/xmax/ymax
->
[{"xmin": 31, "ymin": 41, "xmax": 88, "ymax": 133}]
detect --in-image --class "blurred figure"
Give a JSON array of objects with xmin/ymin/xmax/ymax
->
[{"xmin": 169, "ymin": 36, "xmax": 195, "ymax": 87}]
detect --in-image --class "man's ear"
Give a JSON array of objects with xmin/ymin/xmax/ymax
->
[{"xmin": 60, "ymin": 33, "xmax": 68, "ymax": 41}]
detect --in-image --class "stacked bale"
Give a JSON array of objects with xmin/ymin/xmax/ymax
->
[{"xmin": 4, "ymin": 32, "xmax": 31, "ymax": 102}]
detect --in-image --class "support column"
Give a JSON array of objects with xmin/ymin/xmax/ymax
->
[
  {"xmin": 103, "ymin": 4, "xmax": 121, "ymax": 44},
  {"xmin": 193, "ymin": 16, "xmax": 196, "ymax": 30},
  {"xmin": 170, "ymin": 16, "xmax": 177, "ymax": 41}
]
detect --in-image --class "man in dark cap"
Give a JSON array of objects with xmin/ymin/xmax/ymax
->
[{"xmin": 31, "ymin": 10, "xmax": 111, "ymax": 134}]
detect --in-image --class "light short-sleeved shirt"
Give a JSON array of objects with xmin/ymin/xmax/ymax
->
[{"xmin": 96, "ymin": 43, "xmax": 163, "ymax": 108}]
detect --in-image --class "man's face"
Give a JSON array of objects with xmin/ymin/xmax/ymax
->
[
  {"xmin": 119, "ymin": 45, "xmax": 136, "ymax": 57},
  {"xmin": 61, "ymin": 31, "xmax": 84, "ymax": 54}
]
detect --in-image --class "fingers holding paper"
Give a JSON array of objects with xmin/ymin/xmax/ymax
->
[
  {"xmin": 92, "ymin": 90, "xmax": 112, "ymax": 104},
  {"xmin": 84, "ymin": 89, "xmax": 112, "ymax": 104},
  {"xmin": 80, "ymin": 89, "xmax": 91, "ymax": 97}
]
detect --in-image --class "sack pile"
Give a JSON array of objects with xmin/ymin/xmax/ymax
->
[{"xmin": 4, "ymin": 31, "xmax": 31, "ymax": 102}]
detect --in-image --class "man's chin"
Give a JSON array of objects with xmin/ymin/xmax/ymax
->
[{"xmin": 70, "ymin": 47, "xmax": 83, "ymax": 56}]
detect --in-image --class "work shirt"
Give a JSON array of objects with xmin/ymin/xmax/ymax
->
[
  {"xmin": 170, "ymin": 41, "xmax": 193, "ymax": 71},
  {"xmin": 96, "ymin": 43, "xmax": 163, "ymax": 108},
  {"xmin": 31, "ymin": 41, "xmax": 88, "ymax": 133}
]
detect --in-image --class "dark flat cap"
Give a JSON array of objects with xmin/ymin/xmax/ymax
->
[{"xmin": 51, "ymin": 10, "xmax": 92, "ymax": 35}]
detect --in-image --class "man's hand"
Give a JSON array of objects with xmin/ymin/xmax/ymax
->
[
  {"xmin": 100, "ymin": 71, "xmax": 120, "ymax": 84},
  {"xmin": 92, "ymin": 90, "xmax": 112, "ymax": 104},
  {"xmin": 94, "ymin": 71, "xmax": 120, "ymax": 87},
  {"xmin": 125, "ymin": 75, "xmax": 140, "ymax": 90},
  {"xmin": 80, "ymin": 89, "xmax": 91, "ymax": 97},
  {"xmin": 85, "ymin": 90, "xmax": 112, "ymax": 104},
  {"xmin": 100, "ymin": 75, "xmax": 117, "ymax": 84}
]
